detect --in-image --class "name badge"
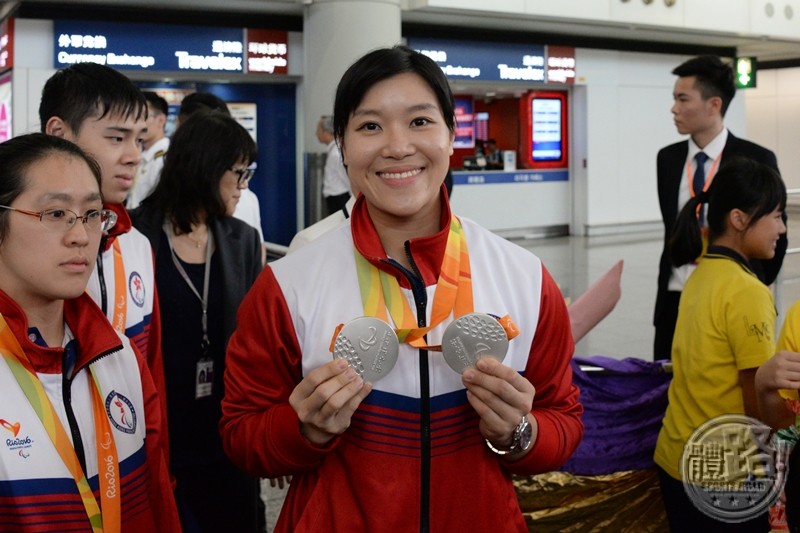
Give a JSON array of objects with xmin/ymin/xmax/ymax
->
[{"xmin": 195, "ymin": 359, "xmax": 214, "ymax": 399}]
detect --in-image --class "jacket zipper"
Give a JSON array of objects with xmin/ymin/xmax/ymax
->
[
  {"xmin": 62, "ymin": 345, "xmax": 122, "ymax": 476},
  {"xmin": 389, "ymin": 243, "xmax": 431, "ymax": 533},
  {"xmin": 62, "ymin": 347, "xmax": 87, "ymax": 474},
  {"xmin": 96, "ymin": 240, "xmax": 108, "ymax": 316}
]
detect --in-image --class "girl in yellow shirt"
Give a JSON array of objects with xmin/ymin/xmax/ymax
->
[{"xmin": 655, "ymin": 157, "xmax": 786, "ymax": 531}]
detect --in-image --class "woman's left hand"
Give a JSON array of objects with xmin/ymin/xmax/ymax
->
[{"xmin": 462, "ymin": 357, "xmax": 536, "ymax": 452}]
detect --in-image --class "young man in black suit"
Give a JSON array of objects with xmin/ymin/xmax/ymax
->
[{"xmin": 653, "ymin": 55, "xmax": 786, "ymax": 360}]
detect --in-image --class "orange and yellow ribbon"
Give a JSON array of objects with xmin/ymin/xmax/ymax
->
[
  {"xmin": 354, "ymin": 215, "xmax": 474, "ymax": 348},
  {"xmin": 0, "ymin": 313, "xmax": 120, "ymax": 533}
]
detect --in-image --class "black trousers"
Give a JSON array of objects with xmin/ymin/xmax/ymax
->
[
  {"xmin": 653, "ymin": 291, "xmax": 681, "ymax": 360},
  {"xmin": 173, "ymin": 459, "xmax": 264, "ymax": 533},
  {"xmin": 657, "ymin": 466, "xmax": 770, "ymax": 532}
]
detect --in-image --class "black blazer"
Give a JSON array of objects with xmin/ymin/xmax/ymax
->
[
  {"xmin": 130, "ymin": 203, "xmax": 263, "ymax": 341},
  {"xmin": 654, "ymin": 131, "xmax": 786, "ymax": 325}
]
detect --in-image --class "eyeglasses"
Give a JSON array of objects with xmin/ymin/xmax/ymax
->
[
  {"xmin": 230, "ymin": 167, "xmax": 255, "ymax": 187},
  {"xmin": 0, "ymin": 205, "xmax": 118, "ymax": 232}
]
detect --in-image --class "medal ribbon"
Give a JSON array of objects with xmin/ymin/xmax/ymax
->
[
  {"xmin": 111, "ymin": 240, "xmax": 127, "ymax": 334},
  {"xmin": 0, "ymin": 314, "xmax": 120, "ymax": 533},
  {"xmin": 354, "ymin": 215, "xmax": 474, "ymax": 348}
]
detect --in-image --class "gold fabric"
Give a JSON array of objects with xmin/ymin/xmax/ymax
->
[{"xmin": 514, "ymin": 469, "xmax": 668, "ymax": 532}]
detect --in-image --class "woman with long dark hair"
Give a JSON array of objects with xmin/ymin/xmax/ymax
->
[{"xmin": 131, "ymin": 110, "xmax": 262, "ymax": 532}]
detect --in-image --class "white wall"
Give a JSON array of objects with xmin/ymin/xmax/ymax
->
[
  {"xmin": 12, "ymin": 19, "xmax": 56, "ymax": 135},
  {"xmin": 745, "ymin": 68, "xmax": 800, "ymax": 191},
  {"xmin": 575, "ymin": 48, "xmax": 746, "ymax": 235}
]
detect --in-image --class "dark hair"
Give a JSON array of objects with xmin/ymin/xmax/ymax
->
[
  {"xmin": 0, "ymin": 133, "xmax": 102, "ymax": 243},
  {"xmin": 178, "ymin": 92, "xmax": 230, "ymax": 121},
  {"xmin": 670, "ymin": 157, "xmax": 786, "ymax": 266},
  {"xmin": 143, "ymin": 91, "xmax": 168, "ymax": 116},
  {"xmin": 672, "ymin": 55, "xmax": 736, "ymax": 117},
  {"xmin": 146, "ymin": 111, "xmax": 257, "ymax": 233},
  {"xmin": 333, "ymin": 45, "xmax": 455, "ymax": 143},
  {"xmin": 39, "ymin": 63, "xmax": 147, "ymax": 134}
]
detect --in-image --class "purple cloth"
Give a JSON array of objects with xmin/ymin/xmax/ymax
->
[{"xmin": 561, "ymin": 356, "xmax": 671, "ymax": 476}]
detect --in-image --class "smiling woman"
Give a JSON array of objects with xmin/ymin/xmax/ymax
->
[
  {"xmin": 220, "ymin": 45, "xmax": 583, "ymax": 533},
  {"xmin": 0, "ymin": 133, "xmax": 180, "ymax": 531}
]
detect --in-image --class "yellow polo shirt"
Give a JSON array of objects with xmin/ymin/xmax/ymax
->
[{"xmin": 654, "ymin": 248, "xmax": 776, "ymax": 480}]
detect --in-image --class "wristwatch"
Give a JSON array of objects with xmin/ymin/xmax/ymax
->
[{"xmin": 485, "ymin": 415, "xmax": 533, "ymax": 456}]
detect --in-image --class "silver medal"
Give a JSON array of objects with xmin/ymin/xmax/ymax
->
[
  {"xmin": 441, "ymin": 313, "xmax": 508, "ymax": 374},
  {"xmin": 332, "ymin": 317, "xmax": 399, "ymax": 383}
]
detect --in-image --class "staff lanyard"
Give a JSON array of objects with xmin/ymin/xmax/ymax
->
[
  {"xmin": 164, "ymin": 223, "xmax": 213, "ymax": 356},
  {"xmin": 0, "ymin": 314, "xmax": 120, "ymax": 533},
  {"xmin": 353, "ymin": 215, "xmax": 474, "ymax": 348},
  {"xmin": 687, "ymin": 152, "xmax": 722, "ymax": 199}
]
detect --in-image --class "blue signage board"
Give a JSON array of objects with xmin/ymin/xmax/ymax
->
[
  {"xmin": 452, "ymin": 169, "xmax": 568, "ymax": 185},
  {"xmin": 54, "ymin": 20, "xmax": 245, "ymax": 72},
  {"xmin": 408, "ymin": 37, "xmax": 546, "ymax": 82}
]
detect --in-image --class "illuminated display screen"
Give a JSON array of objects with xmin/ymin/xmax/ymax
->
[{"xmin": 531, "ymin": 98, "xmax": 562, "ymax": 161}]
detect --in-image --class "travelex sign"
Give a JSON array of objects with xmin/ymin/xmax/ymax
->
[
  {"xmin": 54, "ymin": 20, "xmax": 288, "ymax": 74},
  {"xmin": 407, "ymin": 37, "xmax": 575, "ymax": 84}
]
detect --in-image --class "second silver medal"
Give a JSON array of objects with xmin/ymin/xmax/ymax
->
[{"xmin": 441, "ymin": 313, "xmax": 509, "ymax": 374}]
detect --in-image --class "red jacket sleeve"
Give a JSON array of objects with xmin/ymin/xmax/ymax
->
[
  {"xmin": 220, "ymin": 267, "xmax": 339, "ymax": 478},
  {"xmin": 137, "ymin": 345, "xmax": 182, "ymax": 532},
  {"xmin": 505, "ymin": 265, "xmax": 583, "ymax": 474}
]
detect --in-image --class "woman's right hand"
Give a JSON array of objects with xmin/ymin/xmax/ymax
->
[{"xmin": 289, "ymin": 359, "xmax": 373, "ymax": 445}]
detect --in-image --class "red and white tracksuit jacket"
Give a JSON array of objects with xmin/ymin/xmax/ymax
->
[
  {"xmin": 221, "ymin": 195, "xmax": 583, "ymax": 533},
  {"xmin": 0, "ymin": 290, "xmax": 180, "ymax": 532}
]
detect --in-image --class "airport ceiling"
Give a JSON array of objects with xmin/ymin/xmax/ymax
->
[{"xmin": 5, "ymin": 0, "xmax": 800, "ymax": 65}]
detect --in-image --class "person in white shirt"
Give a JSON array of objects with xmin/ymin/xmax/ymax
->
[
  {"xmin": 234, "ymin": 180, "xmax": 267, "ymax": 265},
  {"xmin": 127, "ymin": 91, "xmax": 169, "ymax": 209},
  {"xmin": 317, "ymin": 115, "xmax": 351, "ymax": 215}
]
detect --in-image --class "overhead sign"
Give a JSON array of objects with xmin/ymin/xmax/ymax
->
[
  {"xmin": 54, "ymin": 20, "xmax": 288, "ymax": 75},
  {"xmin": 546, "ymin": 46, "xmax": 575, "ymax": 85},
  {"xmin": 410, "ymin": 37, "xmax": 546, "ymax": 82},
  {"xmin": 246, "ymin": 29, "xmax": 288, "ymax": 74},
  {"xmin": 0, "ymin": 18, "xmax": 13, "ymax": 71},
  {"xmin": 735, "ymin": 57, "xmax": 757, "ymax": 89},
  {"xmin": 409, "ymin": 37, "xmax": 575, "ymax": 84}
]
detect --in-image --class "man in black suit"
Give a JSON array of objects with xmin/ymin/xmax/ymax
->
[{"xmin": 653, "ymin": 55, "xmax": 786, "ymax": 360}]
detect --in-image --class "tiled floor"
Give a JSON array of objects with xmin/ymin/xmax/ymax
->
[{"xmin": 261, "ymin": 207, "xmax": 800, "ymax": 530}]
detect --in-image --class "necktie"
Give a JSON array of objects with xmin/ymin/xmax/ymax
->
[{"xmin": 693, "ymin": 151, "xmax": 709, "ymax": 225}]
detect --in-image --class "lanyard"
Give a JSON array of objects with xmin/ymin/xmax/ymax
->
[
  {"xmin": 353, "ymin": 215, "xmax": 474, "ymax": 348},
  {"xmin": 110, "ymin": 240, "xmax": 127, "ymax": 334},
  {"xmin": 0, "ymin": 314, "xmax": 120, "ymax": 533},
  {"xmin": 686, "ymin": 152, "xmax": 722, "ymax": 199},
  {"xmin": 165, "ymin": 223, "xmax": 213, "ymax": 356}
]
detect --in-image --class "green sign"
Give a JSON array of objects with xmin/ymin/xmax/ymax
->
[{"xmin": 735, "ymin": 57, "xmax": 757, "ymax": 89}]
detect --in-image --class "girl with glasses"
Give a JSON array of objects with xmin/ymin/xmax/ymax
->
[{"xmin": 0, "ymin": 133, "xmax": 179, "ymax": 531}]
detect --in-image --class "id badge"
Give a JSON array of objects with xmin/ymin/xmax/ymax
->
[{"xmin": 195, "ymin": 359, "xmax": 214, "ymax": 399}]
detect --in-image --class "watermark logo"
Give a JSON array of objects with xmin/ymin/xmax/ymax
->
[{"xmin": 681, "ymin": 414, "xmax": 787, "ymax": 523}]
